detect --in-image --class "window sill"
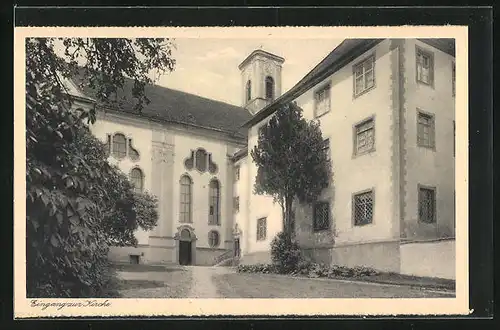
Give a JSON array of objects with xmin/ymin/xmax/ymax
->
[
  {"xmin": 353, "ymin": 222, "xmax": 374, "ymax": 227},
  {"xmin": 352, "ymin": 148, "xmax": 376, "ymax": 159},
  {"xmin": 314, "ymin": 110, "xmax": 331, "ymax": 120},
  {"xmin": 353, "ymin": 85, "xmax": 375, "ymax": 99},
  {"xmin": 416, "ymin": 80, "xmax": 435, "ymax": 89},
  {"xmin": 312, "ymin": 228, "xmax": 331, "ymax": 233},
  {"xmin": 417, "ymin": 144, "xmax": 436, "ymax": 152}
]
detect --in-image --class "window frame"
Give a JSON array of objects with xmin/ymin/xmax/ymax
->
[
  {"xmin": 246, "ymin": 80, "xmax": 252, "ymax": 102},
  {"xmin": 208, "ymin": 178, "xmax": 221, "ymax": 226},
  {"xmin": 112, "ymin": 133, "xmax": 127, "ymax": 159},
  {"xmin": 313, "ymin": 201, "xmax": 331, "ymax": 232},
  {"xmin": 415, "ymin": 45, "xmax": 435, "ymax": 87},
  {"xmin": 417, "ymin": 109, "xmax": 436, "ymax": 150},
  {"xmin": 208, "ymin": 230, "xmax": 220, "ymax": 248},
  {"xmin": 256, "ymin": 217, "xmax": 267, "ymax": 241},
  {"xmin": 352, "ymin": 188, "xmax": 375, "ymax": 227},
  {"xmin": 179, "ymin": 175, "xmax": 193, "ymax": 223},
  {"xmin": 313, "ymin": 82, "xmax": 331, "ymax": 118},
  {"xmin": 234, "ymin": 165, "xmax": 240, "ymax": 182},
  {"xmin": 265, "ymin": 76, "xmax": 275, "ymax": 100},
  {"xmin": 417, "ymin": 184, "xmax": 437, "ymax": 224},
  {"xmin": 353, "ymin": 116, "xmax": 376, "ymax": 157},
  {"xmin": 452, "ymin": 61, "xmax": 456, "ymax": 97},
  {"xmin": 352, "ymin": 54, "xmax": 376, "ymax": 98},
  {"xmin": 233, "ymin": 196, "xmax": 240, "ymax": 214}
]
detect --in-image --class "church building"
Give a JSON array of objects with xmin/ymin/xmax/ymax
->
[{"xmin": 68, "ymin": 38, "xmax": 456, "ymax": 279}]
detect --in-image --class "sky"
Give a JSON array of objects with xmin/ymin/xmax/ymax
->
[{"xmin": 154, "ymin": 38, "xmax": 343, "ymax": 106}]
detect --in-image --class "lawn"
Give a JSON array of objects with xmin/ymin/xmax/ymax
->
[
  {"xmin": 116, "ymin": 264, "xmax": 193, "ymax": 298},
  {"xmin": 212, "ymin": 273, "xmax": 455, "ymax": 298}
]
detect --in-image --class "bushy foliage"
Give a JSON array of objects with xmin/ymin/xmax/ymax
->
[
  {"xmin": 25, "ymin": 37, "xmax": 174, "ymax": 297},
  {"xmin": 237, "ymin": 264, "xmax": 277, "ymax": 274},
  {"xmin": 270, "ymin": 232, "xmax": 302, "ymax": 274},
  {"xmin": 237, "ymin": 261, "xmax": 380, "ymax": 280},
  {"xmin": 251, "ymin": 102, "xmax": 332, "ymax": 237}
]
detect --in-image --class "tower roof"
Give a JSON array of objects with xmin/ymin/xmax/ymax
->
[{"xmin": 238, "ymin": 49, "xmax": 285, "ymax": 70}]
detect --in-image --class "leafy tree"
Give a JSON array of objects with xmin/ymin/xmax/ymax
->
[
  {"xmin": 25, "ymin": 37, "xmax": 175, "ymax": 297},
  {"xmin": 250, "ymin": 102, "xmax": 332, "ymax": 242}
]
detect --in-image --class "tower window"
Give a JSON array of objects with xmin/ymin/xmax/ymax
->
[
  {"xmin": 265, "ymin": 76, "xmax": 274, "ymax": 100},
  {"xmin": 246, "ymin": 80, "xmax": 252, "ymax": 102}
]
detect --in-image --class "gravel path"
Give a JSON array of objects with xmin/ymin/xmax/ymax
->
[
  {"xmin": 118, "ymin": 265, "xmax": 193, "ymax": 298},
  {"xmin": 117, "ymin": 265, "xmax": 234, "ymax": 298}
]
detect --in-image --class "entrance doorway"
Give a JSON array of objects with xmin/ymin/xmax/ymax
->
[
  {"xmin": 179, "ymin": 240, "xmax": 192, "ymax": 265},
  {"xmin": 234, "ymin": 238, "xmax": 240, "ymax": 258},
  {"xmin": 178, "ymin": 228, "xmax": 194, "ymax": 266}
]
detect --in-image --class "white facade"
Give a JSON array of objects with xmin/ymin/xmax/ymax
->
[
  {"xmin": 75, "ymin": 38, "xmax": 455, "ymax": 277},
  {"xmin": 234, "ymin": 39, "xmax": 456, "ymax": 277}
]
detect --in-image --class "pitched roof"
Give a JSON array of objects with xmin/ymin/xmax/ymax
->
[
  {"xmin": 71, "ymin": 71, "xmax": 252, "ymax": 140},
  {"xmin": 242, "ymin": 38, "xmax": 456, "ymax": 128},
  {"xmin": 243, "ymin": 39, "xmax": 384, "ymax": 128}
]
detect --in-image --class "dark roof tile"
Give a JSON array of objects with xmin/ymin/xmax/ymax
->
[{"xmin": 72, "ymin": 71, "xmax": 252, "ymax": 139}]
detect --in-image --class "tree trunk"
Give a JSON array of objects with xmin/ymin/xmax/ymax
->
[{"xmin": 284, "ymin": 196, "xmax": 293, "ymax": 244}]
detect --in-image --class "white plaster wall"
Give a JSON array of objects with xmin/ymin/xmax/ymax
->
[
  {"xmin": 403, "ymin": 39, "xmax": 456, "ymax": 239},
  {"xmin": 171, "ymin": 128, "xmax": 236, "ymax": 249},
  {"xmin": 246, "ymin": 119, "xmax": 284, "ymax": 254},
  {"xmin": 89, "ymin": 113, "xmax": 154, "ymax": 245},
  {"xmin": 400, "ymin": 240, "xmax": 455, "ymax": 279},
  {"xmin": 293, "ymin": 39, "xmax": 397, "ymax": 244},
  {"xmin": 233, "ymin": 156, "xmax": 249, "ymax": 253}
]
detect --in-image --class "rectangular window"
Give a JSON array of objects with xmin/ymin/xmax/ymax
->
[
  {"xmin": 313, "ymin": 201, "xmax": 330, "ymax": 232},
  {"xmin": 417, "ymin": 111, "xmax": 435, "ymax": 149},
  {"xmin": 233, "ymin": 196, "xmax": 240, "ymax": 213},
  {"xmin": 416, "ymin": 47, "xmax": 434, "ymax": 86},
  {"xmin": 256, "ymin": 217, "xmax": 267, "ymax": 241},
  {"xmin": 234, "ymin": 166, "xmax": 240, "ymax": 182},
  {"xmin": 354, "ymin": 118, "xmax": 375, "ymax": 155},
  {"xmin": 314, "ymin": 84, "xmax": 331, "ymax": 118},
  {"xmin": 418, "ymin": 186, "xmax": 436, "ymax": 223},
  {"xmin": 452, "ymin": 62, "xmax": 456, "ymax": 96},
  {"xmin": 353, "ymin": 55, "xmax": 375, "ymax": 96},
  {"xmin": 353, "ymin": 190, "xmax": 374, "ymax": 226}
]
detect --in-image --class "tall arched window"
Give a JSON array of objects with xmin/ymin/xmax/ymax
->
[
  {"xmin": 208, "ymin": 179, "xmax": 220, "ymax": 225},
  {"xmin": 180, "ymin": 175, "xmax": 192, "ymax": 223},
  {"xmin": 265, "ymin": 76, "xmax": 274, "ymax": 100},
  {"xmin": 246, "ymin": 80, "xmax": 252, "ymax": 102},
  {"xmin": 195, "ymin": 148, "xmax": 208, "ymax": 172},
  {"xmin": 130, "ymin": 168, "xmax": 144, "ymax": 193},
  {"xmin": 112, "ymin": 133, "xmax": 127, "ymax": 158}
]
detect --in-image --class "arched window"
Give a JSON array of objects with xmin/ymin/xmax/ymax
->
[
  {"xmin": 208, "ymin": 230, "xmax": 220, "ymax": 248},
  {"xmin": 265, "ymin": 76, "xmax": 274, "ymax": 100},
  {"xmin": 195, "ymin": 148, "xmax": 208, "ymax": 172},
  {"xmin": 180, "ymin": 228, "xmax": 191, "ymax": 240},
  {"xmin": 246, "ymin": 80, "xmax": 252, "ymax": 102},
  {"xmin": 180, "ymin": 175, "xmax": 192, "ymax": 223},
  {"xmin": 208, "ymin": 179, "xmax": 220, "ymax": 225},
  {"xmin": 130, "ymin": 168, "xmax": 144, "ymax": 193},
  {"xmin": 112, "ymin": 133, "xmax": 127, "ymax": 158}
]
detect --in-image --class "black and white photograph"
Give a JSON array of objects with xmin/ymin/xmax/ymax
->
[{"xmin": 14, "ymin": 26, "xmax": 469, "ymax": 317}]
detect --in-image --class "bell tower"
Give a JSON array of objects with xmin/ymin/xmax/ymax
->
[{"xmin": 238, "ymin": 49, "xmax": 285, "ymax": 115}]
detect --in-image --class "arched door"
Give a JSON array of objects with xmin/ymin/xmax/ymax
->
[{"xmin": 179, "ymin": 229, "xmax": 193, "ymax": 265}]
